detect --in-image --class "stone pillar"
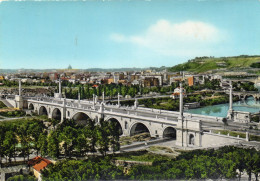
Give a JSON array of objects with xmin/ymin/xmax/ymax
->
[
  {"xmin": 134, "ymin": 98, "xmax": 138, "ymax": 109},
  {"xmin": 99, "ymin": 102, "xmax": 104, "ymax": 113},
  {"xmin": 15, "ymin": 79, "xmax": 23, "ymax": 109},
  {"xmin": 118, "ymin": 93, "xmax": 120, "ymax": 107},
  {"xmin": 19, "ymin": 78, "xmax": 21, "ymax": 96},
  {"xmin": 54, "ymin": 79, "xmax": 62, "ymax": 98},
  {"xmin": 93, "ymin": 94, "xmax": 95, "ymax": 108},
  {"xmin": 227, "ymin": 81, "xmax": 234, "ymax": 120},
  {"xmin": 229, "ymin": 82, "xmax": 233, "ymax": 110},
  {"xmin": 102, "ymin": 91, "xmax": 105, "ymax": 103},
  {"xmin": 78, "ymin": 91, "xmax": 80, "ymax": 103},
  {"xmin": 62, "ymin": 98, "xmax": 66, "ymax": 121},
  {"xmin": 95, "ymin": 95, "xmax": 98, "ymax": 104},
  {"xmin": 176, "ymin": 83, "xmax": 185, "ymax": 147},
  {"xmin": 59, "ymin": 79, "xmax": 62, "ymax": 95},
  {"xmin": 246, "ymin": 131, "xmax": 249, "ymax": 141},
  {"xmin": 179, "ymin": 83, "xmax": 183, "ymax": 117}
]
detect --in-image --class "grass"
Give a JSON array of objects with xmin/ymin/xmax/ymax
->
[
  {"xmin": 212, "ymin": 129, "xmax": 260, "ymax": 141},
  {"xmin": 249, "ymin": 134, "xmax": 260, "ymax": 142},
  {"xmin": 148, "ymin": 146, "xmax": 174, "ymax": 153},
  {"xmin": 115, "ymin": 150, "xmax": 171, "ymax": 162},
  {"xmin": 212, "ymin": 130, "xmax": 246, "ymax": 138}
]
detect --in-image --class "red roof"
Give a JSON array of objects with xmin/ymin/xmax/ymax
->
[
  {"xmin": 28, "ymin": 156, "xmax": 52, "ymax": 172},
  {"xmin": 92, "ymin": 84, "xmax": 99, "ymax": 88}
]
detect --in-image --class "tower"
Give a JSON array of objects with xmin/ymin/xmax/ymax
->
[
  {"xmin": 227, "ymin": 81, "xmax": 234, "ymax": 120},
  {"xmin": 15, "ymin": 79, "xmax": 23, "ymax": 109},
  {"xmin": 176, "ymin": 83, "xmax": 185, "ymax": 147},
  {"xmin": 54, "ymin": 79, "xmax": 62, "ymax": 98}
]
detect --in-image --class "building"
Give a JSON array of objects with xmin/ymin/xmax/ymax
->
[
  {"xmin": 28, "ymin": 157, "xmax": 52, "ymax": 180},
  {"xmin": 49, "ymin": 73, "xmax": 59, "ymax": 81},
  {"xmin": 187, "ymin": 76, "xmax": 194, "ymax": 86},
  {"xmin": 170, "ymin": 87, "xmax": 186, "ymax": 99},
  {"xmin": 142, "ymin": 77, "xmax": 159, "ymax": 87}
]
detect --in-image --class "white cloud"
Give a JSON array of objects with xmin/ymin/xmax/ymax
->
[{"xmin": 110, "ymin": 19, "xmax": 225, "ymax": 57}]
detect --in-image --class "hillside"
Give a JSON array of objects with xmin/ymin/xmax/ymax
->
[{"xmin": 169, "ymin": 55, "xmax": 260, "ymax": 73}]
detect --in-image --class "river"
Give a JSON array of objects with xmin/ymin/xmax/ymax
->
[{"xmin": 186, "ymin": 96, "xmax": 260, "ymax": 118}]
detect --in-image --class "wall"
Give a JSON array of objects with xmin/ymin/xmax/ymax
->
[{"xmin": 201, "ymin": 132, "xmax": 244, "ymax": 147}]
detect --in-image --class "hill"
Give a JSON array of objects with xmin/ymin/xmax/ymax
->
[{"xmin": 168, "ymin": 55, "xmax": 260, "ymax": 73}]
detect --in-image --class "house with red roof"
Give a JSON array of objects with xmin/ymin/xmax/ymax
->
[{"xmin": 28, "ymin": 156, "xmax": 52, "ymax": 180}]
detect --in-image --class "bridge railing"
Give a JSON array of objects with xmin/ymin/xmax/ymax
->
[{"xmin": 28, "ymin": 97, "xmax": 223, "ymax": 123}]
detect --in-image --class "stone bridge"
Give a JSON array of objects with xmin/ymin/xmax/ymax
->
[
  {"xmin": 1, "ymin": 80, "xmax": 252, "ymax": 148},
  {"xmin": 26, "ymin": 96, "xmax": 202, "ymax": 139},
  {"xmin": 232, "ymin": 91, "xmax": 260, "ymax": 101}
]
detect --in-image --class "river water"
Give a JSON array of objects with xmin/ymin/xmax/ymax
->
[{"xmin": 186, "ymin": 97, "xmax": 260, "ymax": 118}]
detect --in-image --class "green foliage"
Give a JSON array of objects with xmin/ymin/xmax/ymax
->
[
  {"xmin": 169, "ymin": 55, "xmax": 260, "ymax": 73},
  {"xmin": 7, "ymin": 174, "xmax": 36, "ymax": 181},
  {"xmin": 250, "ymin": 62, "xmax": 260, "ymax": 68},
  {"xmin": 0, "ymin": 110, "xmax": 26, "ymax": 117},
  {"xmin": 41, "ymin": 158, "xmax": 125, "ymax": 180},
  {"xmin": 128, "ymin": 146, "xmax": 260, "ymax": 180},
  {"xmin": 115, "ymin": 150, "xmax": 170, "ymax": 162}
]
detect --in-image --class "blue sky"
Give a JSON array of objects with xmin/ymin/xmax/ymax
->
[{"xmin": 0, "ymin": 0, "xmax": 260, "ymax": 69}]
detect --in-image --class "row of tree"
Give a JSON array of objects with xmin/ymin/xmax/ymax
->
[
  {"xmin": 41, "ymin": 146, "xmax": 260, "ymax": 180},
  {"xmin": 62, "ymin": 83, "xmax": 179, "ymax": 100},
  {"xmin": 0, "ymin": 117, "xmax": 121, "ymax": 167},
  {"xmin": 129, "ymin": 146, "xmax": 260, "ymax": 180},
  {"xmin": 46, "ymin": 119, "xmax": 120, "ymax": 159}
]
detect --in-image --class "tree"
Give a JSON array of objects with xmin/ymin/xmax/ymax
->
[
  {"xmin": 28, "ymin": 121, "xmax": 45, "ymax": 156},
  {"xmin": 47, "ymin": 131, "xmax": 60, "ymax": 159},
  {"xmin": 0, "ymin": 125, "xmax": 5, "ymax": 167},
  {"xmin": 108, "ymin": 121, "xmax": 120, "ymax": 154},
  {"xmin": 38, "ymin": 132, "xmax": 48, "ymax": 157},
  {"xmin": 96, "ymin": 121, "xmax": 110, "ymax": 156},
  {"xmin": 59, "ymin": 126, "xmax": 77, "ymax": 158},
  {"xmin": 3, "ymin": 131, "xmax": 17, "ymax": 163},
  {"xmin": 252, "ymin": 152, "xmax": 260, "ymax": 181},
  {"xmin": 17, "ymin": 124, "xmax": 31, "ymax": 162}
]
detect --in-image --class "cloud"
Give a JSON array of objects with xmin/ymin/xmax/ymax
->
[{"xmin": 110, "ymin": 19, "xmax": 225, "ymax": 57}]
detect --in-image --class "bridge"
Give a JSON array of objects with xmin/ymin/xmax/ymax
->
[
  {"xmin": 1, "ymin": 79, "xmax": 255, "ymax": 149},
  {"xmin": 232, "ymin": 91, "xmax": 260, "ymax": 100}
]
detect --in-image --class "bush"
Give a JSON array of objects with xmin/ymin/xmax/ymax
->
[
  {"xmin": 7, "ymin": 174, "xmax": 36, "ymax": 181},
  {"xmin": 0, "ymin": 110, "xmax": 26, "ymax": 117}
]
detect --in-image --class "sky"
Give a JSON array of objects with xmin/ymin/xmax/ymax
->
[{"xmin": 0, "ymin": 0, "xmax": 260, "ymax": 69}]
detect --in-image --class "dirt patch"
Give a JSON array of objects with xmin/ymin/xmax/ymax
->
[
  {"xmin": 120, "ymin": 133, "xmax": 152, "ymax": 146},
  {"xmin": 147, "ymin": 146, "xmax": 180, "ymax": 158}
]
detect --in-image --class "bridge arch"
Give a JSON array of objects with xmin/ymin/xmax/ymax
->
[
  {"xmin": 244, "ymin": 95, "xmax": 254, "ymax": 101},
  {"xmin": 28, "ymin": 103, "xmax": 34, "ymax": 110},
  {"xmin": 106, "ymin": 117, "xmax": 123, "ymax": 136},
  {"xmin": 129, "ymin": 122, "xmax": 151, "ymax": 137},
  {"xmin": 189, "ymin": 134, "xmax": 195, "ymax": 145},
  {"xmin": 52, "ymin": 108, "xmax": 62, "ymax": 121},
  {"xmin": 39, "ymin": 106, "xmax": 48, "ymax": 116},
  {"xmin": 72, "ymin": 112, "xmax": 92, "ymax": 126},
  {"xmin": 163, "ymin": 127, "xmax": 176, "ymax": 139}
]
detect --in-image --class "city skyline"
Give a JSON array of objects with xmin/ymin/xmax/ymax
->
[{"xmin": 0, "ymin": 0, "xmax": 260, "ymax": 69}]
